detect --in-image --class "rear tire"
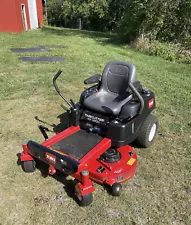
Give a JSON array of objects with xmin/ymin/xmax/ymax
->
[
  {"xmin": 22, "ymin": 160, "xmax": 36, "ymax": 173},
  {"xmin": 136, "ymin": 114, "xmax": 159, "ymax": 148}
]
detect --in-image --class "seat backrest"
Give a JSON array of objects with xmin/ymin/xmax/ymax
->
[{"xmin": 100, "ymin": 61, "xmax": 136, "ymax": 94}]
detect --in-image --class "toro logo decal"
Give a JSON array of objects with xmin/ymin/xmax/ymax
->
[
  {"xmin": 148, "ymin": 98, "xmax": 154, "ymax": 109},
  {"xmin": 45, "ymin": 152, "xmax": 56, "ymax": 164}
]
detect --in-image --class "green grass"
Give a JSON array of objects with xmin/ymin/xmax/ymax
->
[{"xmin": 0, "ymin": 26, "xmax": 190, "ymax": 225}]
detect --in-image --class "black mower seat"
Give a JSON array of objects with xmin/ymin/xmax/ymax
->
[{"xmin": 83, "ymin": 61, "xmax": 137, "ymax": 115}]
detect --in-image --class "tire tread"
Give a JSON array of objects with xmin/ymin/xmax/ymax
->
[{"xmin": 136, "ymin": 114, "xmax": 158, "ymax": 148}]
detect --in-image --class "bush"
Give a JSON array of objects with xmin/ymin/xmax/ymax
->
[
  {"xmin": 131, "ymin": 36, "xmax": 191, "ymax": 64},
  {"xmin": 119, "ymin": 0, "xmax": 191, "ymax": 44},
  {"xmin": 150, "ymin": 42, "xmax": 177, "ymax": 61}
]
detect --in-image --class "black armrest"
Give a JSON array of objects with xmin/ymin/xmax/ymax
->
[{"xmin": 84, "ymin": 74, "xmax": 101, "ymax": 85}]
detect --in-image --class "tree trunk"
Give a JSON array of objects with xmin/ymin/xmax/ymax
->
[{"xmin": 78, "ymin": 18, "xmax": 82, "ymax": 29}]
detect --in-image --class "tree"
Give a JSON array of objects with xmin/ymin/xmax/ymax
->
[
  {"xmin": 47, "ymin": 0, "xmax": 110, "ymax": 29},
  {"xmin": 46, "ymin": 0, "xmax": 191, "ymax": 43},
  {"xmin": 118, "ymin": 0, "xmax": 191, "ymax": 42}
]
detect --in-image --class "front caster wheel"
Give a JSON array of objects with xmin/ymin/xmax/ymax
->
[
  {"xmin": 22, "ymin": 160, "xmax": 36, "ymax": 173},
  {"xmin": 110, "ymin": 183, "xmax": 122, "ymax": 196},
  {"xmin": 77, "ymin": 193, "xmax": 93, "ymax": 207}
]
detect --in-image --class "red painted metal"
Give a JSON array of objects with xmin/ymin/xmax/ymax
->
[
  {"xmin": 21, "ymin": 143, "xmax": 34, "ymax": 161},
  {"xmin": 42, "ymin": 126, "xmax": 80, "ymax": 147},
  {"xmin": 75, "ymin": 180, "xmax": 95, "ymax": 197},
  {"xmin": 48, "ymin": 164, "xmax": 56, "ymax": 175},
  {"xmin": 81, "ymin": 143, "xmax": 137, "ymax": 186},
  {"xmin": 76, "ymin": 169, "xmax": 95, "ymax": 196},
  {"xmin": 21, "ymin": 126, "xmax": 137, "ymax": 196},
  {"xmin": 20, "ymin": 152, "xmax": 34, "ymax": 161},
  {"xmin": 81, "ymin": 170, "xmax": 90, "ymax": 186},
  {"xmin": 0, "ymin": 0, "xmax": 43, "ymax": 33}
]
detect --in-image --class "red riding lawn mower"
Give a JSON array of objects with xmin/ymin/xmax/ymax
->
[{"xmin": 20, "ymin": 61, "xmax": 158, "ymax": 206}]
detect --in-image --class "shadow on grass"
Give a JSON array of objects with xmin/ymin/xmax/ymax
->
[
  {"xmin": 41, "ymin": 26, "xmax": 123, "ymax": 47},
  {"xmin": 54, "ymin": 112, "xmax": 70, "ymax": 133},
  {"xmin": 34, "ymin": 112, "xmax": 69, "ymax": 134},
  {"xmin": 36, "ymin": 160, "xmax": 78, "ymax": 204},
  {"xmin": 17, "ymin": 153, "xmax": 79, "ymax": 204}
]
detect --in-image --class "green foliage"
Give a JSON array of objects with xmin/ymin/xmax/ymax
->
[
  {"xmin": 119, "ymin": 0, "xmax": 191, "ymax": 43},
  {"xmin": 150, "ymin": 42, "xmax": 177, "ymax": 62},
  {"xmin": 47, "ymin": 0, "xmax": 110, "ymax": 29},
  {"xmin": 45, "ymin": 0, "xmax": 191, "ymax": 63},
  {"xmin": 46, "ymin": 0, "xmax": 191, "ymax": 42},
  {"xmin": 181, "ymin": 36, "xmax": 191, "ymax": 49},
  {"xmin": 132, "ymin": 37, "xmax": 191, "ymax": 64},
  {"xmin": 105, "ymin": 0, "xmax": 130, "ymax": 31}
]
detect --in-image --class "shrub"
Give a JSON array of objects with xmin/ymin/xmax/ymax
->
[{"xmin": 131, "ymin": 36, "xmax": 191, "ymax": 64}]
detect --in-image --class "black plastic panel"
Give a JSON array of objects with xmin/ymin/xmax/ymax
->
[
  {"xmin": 51, "ymin": 130, "xmax": 102, "ymax": 159},
  {"xmin": 27, "ymin": 140, "xmax": 79, "ymax": 174}
]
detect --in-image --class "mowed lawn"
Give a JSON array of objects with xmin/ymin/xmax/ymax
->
[{"xmin": 0, "ymin": 27, "xmax": 190, "ymax": 225}]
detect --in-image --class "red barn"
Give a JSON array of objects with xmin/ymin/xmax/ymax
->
[{"xmin": 0, "ymin": 0, "xmax": 44, "ymax": 32}]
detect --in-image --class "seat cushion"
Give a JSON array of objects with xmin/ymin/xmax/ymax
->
[{"xmin": 83, "ymin": 91, "xmax": 132, "ymax": 115}]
